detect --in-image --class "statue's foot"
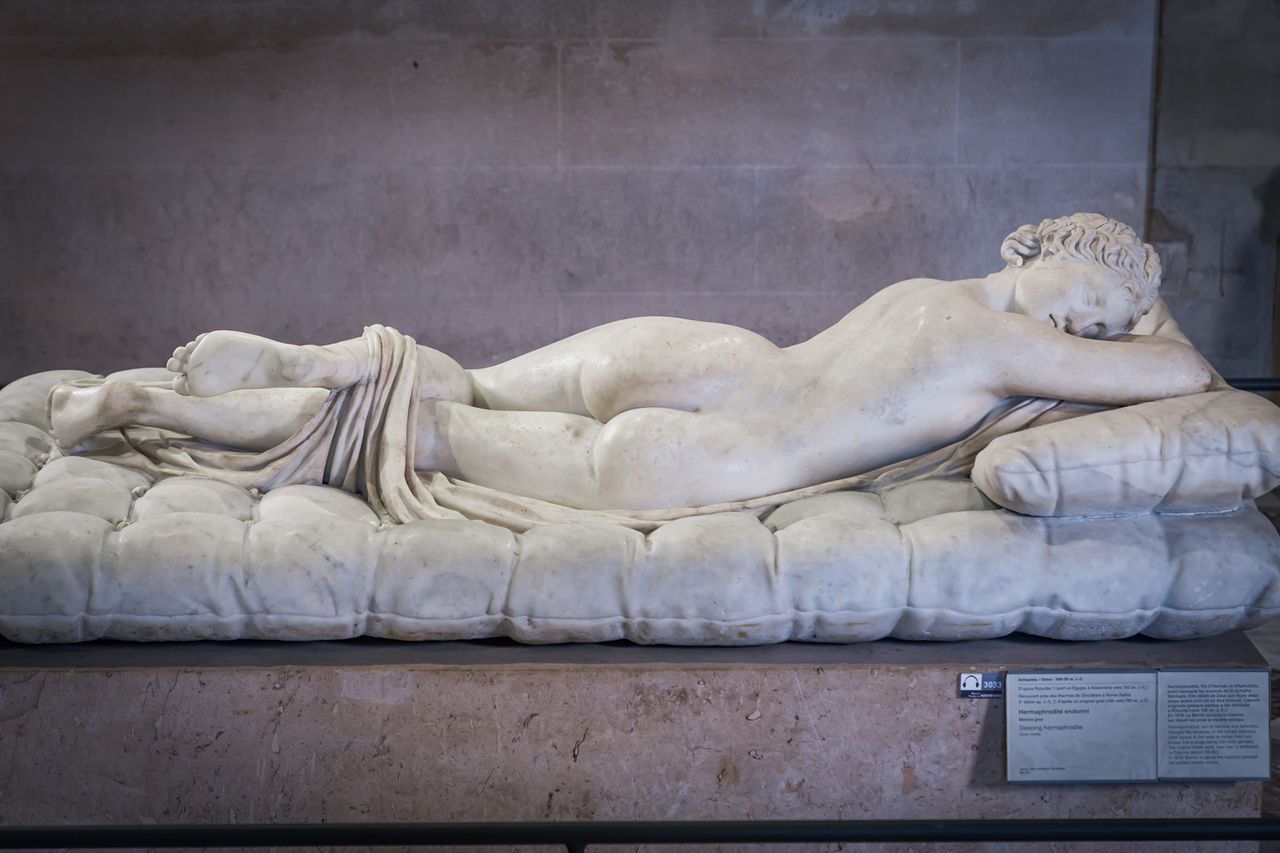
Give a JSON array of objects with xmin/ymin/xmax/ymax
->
[
  {"xmin": 49, "ymin": 378, "xmax": 143, "ymax": 448},
  {"xmin": 168, "ymin": 331, "xmax": 363, "ymax": 397}
]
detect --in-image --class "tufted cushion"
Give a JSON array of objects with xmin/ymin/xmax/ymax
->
[
  {"xmin": 0, "ymin": 451, "xmax": 37, "ymax": 499},
  {"xmin": 33, "ymin": 456, "xmax": 152, "ymax": 492},
  {"xmin": 0, "ymin": 367, "xmax": 1279, "ymax": 644},
  {"xmin": 0, "ymin": 370, "xmax": 96, "ymax": 432},
  {"xmin": 12, "ymin": 478, "xmax": 134, "ymax": 525},
  {"xmin": 258, "ymin": 484, "xmax": 381, "ymax": 527},
  {"xmin": 131, "ymin": 477, "xmax": 256, "ymax": 521},
  {"xmin": 0, "ymin": 421, "xmax": 56, "ymax": 463}
]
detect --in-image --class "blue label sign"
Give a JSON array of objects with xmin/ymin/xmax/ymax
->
[{"xmin": 958, "ymin": 671, "xmax": 1004, "ymax": 698}]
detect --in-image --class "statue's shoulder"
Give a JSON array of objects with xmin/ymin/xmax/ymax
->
[
  {"xmin": 883, "ymin": 278, "xmax": 984, "ymax": 314},
  {"xmin": 868, "ymin": 277, "xmax": 947, "ymax": 308},
  {"xmin": 884, "ymin": 277, "xmax": 967, "ymax": 299},
  {"xmin": 888, "ymin": 276, "xmax": 947, "ymax": 290}
]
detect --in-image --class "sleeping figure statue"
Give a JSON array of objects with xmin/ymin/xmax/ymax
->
[
  {"xmin": 6, "ymin": 210, "xmax": 1280, "ymax": 644},
  {"xmin": 46, "ymin": 212, "xmax": 1211, "ymax": 528}
]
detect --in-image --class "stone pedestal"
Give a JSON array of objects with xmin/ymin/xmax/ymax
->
[{"xmin": 0, "ymin": 634, "xmax": 1265, "ymax": 852}]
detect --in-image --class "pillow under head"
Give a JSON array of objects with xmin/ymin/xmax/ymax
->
[{"xmin": 972, "ymin": 389, "xmax": 1280, "ymax": 517}]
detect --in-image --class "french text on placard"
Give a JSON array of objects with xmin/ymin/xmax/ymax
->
[{"xmin": 1006, "ymin": 671, "xmax": 1157, "ymax": 782}]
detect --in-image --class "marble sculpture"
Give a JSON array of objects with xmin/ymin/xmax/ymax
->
[{"xmin": 2, "ymin": 212, "xmax": 1280, "ymax": 644}]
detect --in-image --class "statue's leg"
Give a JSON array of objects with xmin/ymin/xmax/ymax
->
[
  {"xmin": 170, "ymin": 332, "xmax": 370, "ymax": 397},
  {"xmin": 170, "ymin": 331, "xmax": 478, "ymax": 405},
  {"xmin": 416, "ymin": 399, "xmax": 798, "ymax": 510},
  {"xmin": 415, "ymin": 344, "xmax": 475, "ymax": 405},
  {"xmin": 469, "ymin": 317, "xmax": 784, "ymax": 420},
  {"xmin": 50, "ymin": 378, "xmax": 328, "ymax": 450}
]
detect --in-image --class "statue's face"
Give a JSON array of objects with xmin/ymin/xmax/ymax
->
[{"xmin": 1012, "ymin": 256, "xmax": 1136, "ymax": 339}]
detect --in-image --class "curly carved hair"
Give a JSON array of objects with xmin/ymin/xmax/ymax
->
[{"xmin": 1000, "ymin": 213, "xmax": 1162, "ymax": 327}]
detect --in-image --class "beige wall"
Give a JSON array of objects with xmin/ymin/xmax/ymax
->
[{"xmin": 1, "ymin": 1, "xmax": 1158, "ymax": 381}]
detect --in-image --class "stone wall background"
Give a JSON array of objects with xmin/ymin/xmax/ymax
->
[
  {"xmin": 1150, "ymin": 0, "xmax": 1280, "ymax": 378},
  {"xmin": 0, "ymin": 0, "xmax": 1198, "ymax": 381}
]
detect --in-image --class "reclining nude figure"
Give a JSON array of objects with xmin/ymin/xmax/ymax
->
[{"xmin": 50, "ymin": 213, "xmax": 1212, "ymax": 514}]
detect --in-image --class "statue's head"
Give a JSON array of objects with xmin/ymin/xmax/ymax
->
[{"xmin": 1001, "ymin": 213, "xmax": 1162, "ymax": 338}]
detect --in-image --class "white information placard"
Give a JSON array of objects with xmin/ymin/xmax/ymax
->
[
  {"xmin": 1006, "ymin": 671, "xmax": 1157, "ymax": 783},
  {"xmin": 1158, "ymin": 669, "xmax": 1269, "ymax": 780}
]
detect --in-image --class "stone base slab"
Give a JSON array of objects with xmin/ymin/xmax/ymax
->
[{"xmin": 0, "ymin": 635, "xmax": 1266, "ymax": 852}]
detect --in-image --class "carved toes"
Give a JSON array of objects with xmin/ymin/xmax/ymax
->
[{"xmin": 168, "ymin": 333, "xmax": 212, "ymax": 394}]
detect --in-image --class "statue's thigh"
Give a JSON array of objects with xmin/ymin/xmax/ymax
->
[{"xmin": 594, "ymin": 407, "xmax": 797, "ymax": 508}]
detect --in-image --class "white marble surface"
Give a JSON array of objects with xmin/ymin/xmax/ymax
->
[
  {"xmin": 4, "ymin": 214, "xmax": 1280, "ymax": 644},
  {"xmin": 45, "ymin": 214, "xmax": 1212, "ymax": 518},
  {"xmin": 4, "ymin": 370, "xmax": 1280, "ymax": 643}
]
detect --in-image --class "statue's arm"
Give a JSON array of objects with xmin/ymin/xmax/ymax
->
[{"xmin": 992, "ymin": 317, "xmax": 1214, "ymax": 406}]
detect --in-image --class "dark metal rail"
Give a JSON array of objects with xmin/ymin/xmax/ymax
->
[
  {"xmin": 1226, "ymin": 378, "xmax": 1280, "ymax": 391},
  {"xmin": 4, "ymin": 819, "xmax": 1280, "ymax": 849}
]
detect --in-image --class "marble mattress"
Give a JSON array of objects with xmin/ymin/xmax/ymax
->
[{"xmin": 2, "ymin": 369, "xmax": 1280, "ymax": 644}]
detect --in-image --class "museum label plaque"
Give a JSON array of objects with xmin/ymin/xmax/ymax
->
[
  {"xmin": 1006, "ymin": 670, "xmax": 1157, "ymax": 782},
  {"xmin": 1006, "ymin": 669, "xmax": 1269, "ymax": 783},
  {"xmin": 1158, "ymin": 669, "xmax": 1269, "ymax": 780}
]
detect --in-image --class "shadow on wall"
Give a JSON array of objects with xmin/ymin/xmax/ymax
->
[{"xmin": 1258, "ymin": 167, "xmax": 1280, "ymax": 249}]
